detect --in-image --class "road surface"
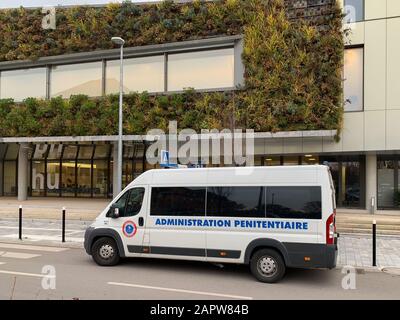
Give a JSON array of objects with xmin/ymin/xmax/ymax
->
[{"xmin": 0, "ymin": 242, "xmax": 400, "ymax": 300}]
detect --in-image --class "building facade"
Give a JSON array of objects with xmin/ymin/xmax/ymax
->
[{"xmin": 0, "ymin": 0, "xmax": 399, "ymax": 214}]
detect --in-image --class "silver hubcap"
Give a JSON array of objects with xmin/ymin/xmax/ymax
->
[
  {"xmin": 99, "ymin": 244, "xmax": 114, "ymax": 259},
  {"xmin": 257, "ymin": 256, "xmax": 277, "ymax": 277}
]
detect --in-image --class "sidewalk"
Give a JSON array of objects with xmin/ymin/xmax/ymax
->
[{"xmin": 0, "ymin": 197, "xmax": 108, "ymax": 220}]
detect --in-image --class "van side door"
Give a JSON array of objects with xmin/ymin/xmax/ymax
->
[{"xmin": 146, "ymin": 187, "xmax": 207, "ymax": 261}]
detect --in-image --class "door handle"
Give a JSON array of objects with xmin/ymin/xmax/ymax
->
[{"xmin": 138, "ymin": 217, "xmax": 144, "ymax": 227}]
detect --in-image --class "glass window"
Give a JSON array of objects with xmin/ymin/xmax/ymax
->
[
  {"xmin": 108, "ymin": 189, "xmax": 130, "ymax": 217},
  {"xmin": 378, "ymin": 159, "xmax": 396, "ymax": 208},
  {"xmin": 150, "ymin": 187, "xmax": 206, "ymax": 216},
  {"xmin": 344, "ymin": 0, "xmax": 364, "ymax": 23},
  {"xmin": 123, "ymin": 159, "xmax": 133, "ymax": 189},
  {"xmin": 266, "ymin": 186, "xmax": 322, "ymax": 220},
  {"xmin": 168, "ymin": 48, "xmax": 234, "ymax": 91},
  {"xmin": 77, "ymin": 160, "xmax": 92, "ymax": 197},
  {"xmin": 5, "ymin": 144, "xmax": 19, "ymax": 160},
  {"xmin": 206, "ymin": 187, "xmax": 265, "ymax": 218},
  {"xmin": 265, "ymin": 156, "xmax": 281, "ymax": 166},
  {"xmin": 0, "ymin": 144, "xmax": 6, "ymax": 160},
  {"xmin": 302, "ymin": 155, "xmax": 319, "ymax": 165},
  {"xmin": 94, "ymin": 144, "xmax": 110, "ymax": 159},
  {"xmin": 341, "ymin": 161, "xmax": 362, "ymax": 207},
  {"xmin": 0, "ymin": 68, "xmax": 47, "ymax": 101},
  {"xmin": 51, "ymin": 62, "xmax": 102, "ymax": 98},
  {"xmin": 61, "ymin": 160, "xmax": 76, "ymax": 197},
  {"xmin": 3, "ymin": 161, "xmax": 17, "ymax": 196},
  {"xmin": 344, "ymin": 47, "xmax": 364, "ymax": 112},
  {"xmin": 106, "ymin": 56, "xmax": 164, "ymax": 94},
  {"xmin": 125, "ymin": 188, "xmax": 145, "ymax": 217},
  {"xmin": 62, "ymin": 145, "xmax": 78, "ymax": 159},
  {"xmin": 78, "ymin": 145, "xmax": 94, "ymax": 159},
  {"xmin": 283, "ymin": 156, "xmax": 300, "ymax": 166},
  {"xmin": 47, "ymin": 161, "xmax": 61, "ymax": 197},
  {"xmin": 47, "ymin": 144, "xmax": 63, "ymax": 160},
  {"xmin": 93, "ymin": 160, "xmax": 108, "ymax": 198},
  {"xmin": 32, "ymin": 161, "xmax": 46, "ymax": 196}
]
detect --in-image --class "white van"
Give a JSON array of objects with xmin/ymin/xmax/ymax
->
[{"xmin": 84, "ymin": 165, "xmax": 337, "ymax": 283}]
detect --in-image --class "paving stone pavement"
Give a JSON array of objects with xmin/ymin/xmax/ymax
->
[
  {"xmin": 337, "ymin": 234, "xmax": 400, "ymax": 268},
  {"xmin": 0, "ymin": 218, "xmax": 399, "ymax": 269}
]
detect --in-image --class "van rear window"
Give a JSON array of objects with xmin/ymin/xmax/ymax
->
[{"xmin": 266, "ymin": 186, "xmax": 322, "ymax": 220}]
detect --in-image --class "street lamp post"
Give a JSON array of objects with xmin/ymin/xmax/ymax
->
[{"xmin": 111, "ymin": 36, "xmax": 125, "ymax": 197}]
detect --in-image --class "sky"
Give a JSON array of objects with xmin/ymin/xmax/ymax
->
[{"xmin": 0, "ymin": 0, "xmax": 159, "ymax": 9}]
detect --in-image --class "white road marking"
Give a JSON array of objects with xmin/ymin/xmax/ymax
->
[
  {"xmin": 0, "ymin": 243, "xmax": 68, "ymax": 252},
  {"xmin": 0, "ymin": 251, "xmax": 41, "ymax": 259},
  {"xmin": 0, "ymin": 269, "xmax": 55, "ymax": 278},
  {"xmin": 108, "ymin": 282, "xmax": 253, "ymax": 300}
]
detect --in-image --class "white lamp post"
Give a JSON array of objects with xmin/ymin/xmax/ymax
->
[{"xmin": 111, "ymin": 36, "xmax": 125, "ymax": 197}]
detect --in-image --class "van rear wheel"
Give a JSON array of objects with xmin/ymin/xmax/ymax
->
[
  {"xmin": 91, "ymin": 237, "xmax": 120, "ymax": 266},
  {"xmin": 250, "ymin": 249, "xmax": 286, "ymax": 283}
]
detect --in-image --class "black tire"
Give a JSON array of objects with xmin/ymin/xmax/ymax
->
[
  {"xmin": 250, "ymin": 248, "xmax": 286, "ymax": 283},
  {"xmin": 91, "ymin": 237, "xmax": 120, "ymax": 266}
]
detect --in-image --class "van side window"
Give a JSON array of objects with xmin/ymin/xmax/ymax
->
[
  {"xmin": 206, "ymin": 187, "xmax": 265, "ymax": 218},
  {"xmin": 108, "ymin": 190, "xmax": 130, "ymax": 217},
  {"xmin": 150, "ymin": 187, "xmax": 206, "ymax": 216},
  {"xmin": 125, "ymin": 188, "xmax": 145, "ymax": 217},
  {"xmin": 266, "ymin": 186, "xmax": 322, "ymax": 219}
]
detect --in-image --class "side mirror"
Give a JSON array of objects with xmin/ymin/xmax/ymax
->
[{"xmin": 107, "ymin": 206, "xmax": 120, "ymax": 219}]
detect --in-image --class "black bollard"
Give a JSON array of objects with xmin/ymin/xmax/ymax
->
[
  {"xmin": 18, "ymin": 205, "xmax": 22, "ymax": 240},
  {"xmin": 62, "ymin": 207, "xmax": 66, "ymax": 243},
  {"xmin": 372, "ymin": 220, "xmax": 377, "ymax": 267}
]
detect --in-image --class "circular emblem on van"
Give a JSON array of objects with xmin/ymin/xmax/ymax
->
[{"xmin": 122, "ymin": 221, "xmax": 137, "ymax": 238}]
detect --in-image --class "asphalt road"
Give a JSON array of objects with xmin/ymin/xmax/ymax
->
[{"xmin": 0, "ymin": 242, "xmax": 400, "ymax": 300}]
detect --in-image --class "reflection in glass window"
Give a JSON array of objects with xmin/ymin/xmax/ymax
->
[
  {"xmin": 378, "ymin": 159, "xmax": 396, "ymax": 208},
  {"xmin": 266, "ymin": 186, "xmax": 322, "ymax": 219},
  {"xmin": 32, "ymin": 161, "xmax": 46, "ymax": 196},
  {"xmin": 344, "ymin": 0, "xmax": 364, "ymax": 23},
  {"xmin": 283, "ymin": 156, "xmax": 300, "ymax": 166},
  {"xmin": 168, "ymin": 48, "xmax": 234, "ymax": 91},
  {"xmin": 265, "ymin": 157, "xmax": 281, "ymax": 166},
  {"xmin": 61, "ymin": 160, "xmax": 76, "ymax": 197},
  {"xmin": 62, "ymin": 145, "xmax": 78, "ymax": 159},
  {"xmin": 47, "ymin": 161, "xmax": 61, "ymax": 197},
  {"xmin": 207, "ymin": 187, "xmax": 265, "ymax": 218},
  {"xmin": 344, "ymin": 47, "xmax": 364, "ymax": 112},
  {"xmin": 3, "ymin": 161, "xmax": 17, "ymax": 196},
  {"xmin": 5, "ymin": 144, "xmax": 19, "ymax": 160},
  {"xmin": 51, "ymin": 62, "xmax": 102, "ymax": 98},
  {"xmin": 0, "ymin": 68, "xmax": 47, "ymax": 101},
  {"xmin": 77, "ymin": 160, "xmax": 92, "ymax": 197},
  {"xmin": 125, "ymin": 188, "xmax": 145, "ymax": 217},
  {"xmin": 150, "ymin": 187, "xmax": 206, "ymax": 216},
  {"xmin": 93, "ymin": 160, "xmax": 108, "ymax": 198},
  {"xmin": 302, "ymin": 155, "xmax": 319, "ymax": 165},
  {"xmin": 106, "ymin": 56, "xmax": 164, "ymax": 94},
  {"xmin": 78, "ymin": 145, "xmax": 94, "ymax": 159}
]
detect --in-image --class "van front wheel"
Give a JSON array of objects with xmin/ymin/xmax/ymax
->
[
  {"xmin": 91, "ymin": 237, "xmax": 120, "ymax": 266},
  {"xmin": 250, "ymin": 249, "xmax": 286, "ymax": 283}
]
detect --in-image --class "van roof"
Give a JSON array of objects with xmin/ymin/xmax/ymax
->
[{"xmin": 128, "ymin": 165, "xmax": 329, "ymax": 187}]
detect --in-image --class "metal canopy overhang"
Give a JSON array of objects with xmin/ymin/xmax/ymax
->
[{"xmin": 0, "ymin": 130, "xmax": 337, "ymax": 144}]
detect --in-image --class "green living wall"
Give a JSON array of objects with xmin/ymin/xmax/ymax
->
[{"xmin": 0, "ymin": 0, "xmax": 344, "ymax": 137}]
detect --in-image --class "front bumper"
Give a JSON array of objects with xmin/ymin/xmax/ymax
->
[{"xmin": 84, "ymin": 227, "xmax": 95, "ymax": 255}]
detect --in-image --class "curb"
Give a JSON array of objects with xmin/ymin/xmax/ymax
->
[{"xmin": 0, "ymin": 239, "xmax": 84, "ymax": 250}]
